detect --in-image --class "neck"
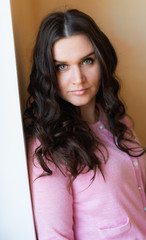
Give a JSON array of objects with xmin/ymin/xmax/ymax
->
[{"xmin": 80, "ymin": 101, "xmax": 98, "ymax": 124}]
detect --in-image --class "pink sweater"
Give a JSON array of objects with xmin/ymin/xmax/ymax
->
[{"xmin": 28, "ymin": 113, "xmax": 146, "ymax": 239}]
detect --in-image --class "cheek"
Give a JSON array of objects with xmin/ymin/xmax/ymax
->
[
  {"xmin": 57, "ymin": 74, "xmax": 64, "ymax": 88},
  {"xmin": 57, "ymin": 72, "xmax": 71, "ymax": 88},
  {"xmin": 92, "ymin": 69, "xmax": 101, "ymax": 92},
  {"xmin": 56, "ymin": 74, "xmax": 68, "ymax": 97},
  {"xmin": 87, "ymin": 68, "xmax": 101, "ymax": 86},
  {"xmin": 86, "ymin": 63, "xmax": 101, "ymax": 79},
  {"xmin": 95, "ymin": 66, "xmax": 101, "ymax": 85}
]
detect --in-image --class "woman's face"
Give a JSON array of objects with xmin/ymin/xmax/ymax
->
[{"xmin": 53, "ymin": 34, "xmax": 101, "ymax": 110}]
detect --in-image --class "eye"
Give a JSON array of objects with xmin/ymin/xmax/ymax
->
[
  {"xmin": 82, "ymin": 58, "xmax": 94, "ymax": 65},
  {"xmin": 56, "ymin": 64, "xmax": 68, "ymax": 71}
]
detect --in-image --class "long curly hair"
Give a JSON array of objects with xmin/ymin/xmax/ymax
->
[{"xmin": 24, "ymin": 9, "xmax": 145, "ymax": 186}]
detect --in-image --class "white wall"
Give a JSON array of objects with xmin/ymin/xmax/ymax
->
[{"xmin": 0, "ymin": 1, "xmax": 36, "ymax": 239}]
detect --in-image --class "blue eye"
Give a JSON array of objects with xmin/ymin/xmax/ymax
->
[
  {"xmin": 56, "ymin": 64, "xmax": 68, "ymax": 71},
  {"xmin": 83, "ymin": 58, "xmax": 94, "ymax": 65}
]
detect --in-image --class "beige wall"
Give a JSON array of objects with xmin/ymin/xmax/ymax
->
[{"xmin": 11, "ymin": 0, "xmax": 146, "ymax": 145}]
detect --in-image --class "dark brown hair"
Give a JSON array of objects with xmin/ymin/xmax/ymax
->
[{"xmin": 24, "ymin": 9, "xmax": 145, "ymax": 186}]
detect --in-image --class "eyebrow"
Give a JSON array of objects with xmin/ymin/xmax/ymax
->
[{"xmin": 54, "ymin": 51, "xmax": 95, "ymax": 63}]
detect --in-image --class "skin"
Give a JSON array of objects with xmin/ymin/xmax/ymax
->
[{"xmin": 53, "ymin": 34, "xmax": 101, "ymax": 124}]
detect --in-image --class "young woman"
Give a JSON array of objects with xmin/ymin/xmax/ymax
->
[{"xmin": 24, "ymin": 9, "xmax": 146, "ymax": 239}]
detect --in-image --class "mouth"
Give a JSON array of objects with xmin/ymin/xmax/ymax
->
[{"xmin": 70, "ymin": 88, "xmax": 89, "ymax": 96}]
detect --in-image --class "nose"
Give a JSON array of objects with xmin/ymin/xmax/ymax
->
[{"xmin": 72, "ymin": 66, "xmax": 85, "ymax": 85}]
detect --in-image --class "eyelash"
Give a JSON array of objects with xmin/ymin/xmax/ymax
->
[
  {"xmin": 56, "ymin": 57, "xmax": 94, "ymax": 72},
  {"xmin": 56, "ymin": 64, "xmax": 68, "ymax": 71},
  {"xmin": 82, "ymin": 57, "xmax": 94, "ymax": 65}
]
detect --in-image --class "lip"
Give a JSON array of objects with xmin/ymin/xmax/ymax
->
[{"xmin": 70, "ymin": 88, "xmax": 89, "ymax": 96}]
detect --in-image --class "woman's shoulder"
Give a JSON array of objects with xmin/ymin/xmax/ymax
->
[
  {"xmin": 26, "ymin": 136, "xmax": 44, "ymax": 177},
  {"xmin": 26, "ymin": 135, "xmax": 69, "ymax": 183},
  {"xmin": 26, "ymin": 135, "xmax": 41, "ymax": 165},
  {"xmin": 26, "ymin": 135, "xmax": 40, "ymax": 154}
]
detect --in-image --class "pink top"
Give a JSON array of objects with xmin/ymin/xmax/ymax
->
[{"xmin": 27, "ymin": 111, "xmax": 146, "ymax": 240}]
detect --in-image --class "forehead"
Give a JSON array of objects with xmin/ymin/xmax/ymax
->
[{"xmin": 53, "ymin": 34, "xmax": 94, "ymax": 62}]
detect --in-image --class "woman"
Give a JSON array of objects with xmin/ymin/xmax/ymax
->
[{"xmin": 24, "ymin": 9, "xmax": 146, "ymax": 239}]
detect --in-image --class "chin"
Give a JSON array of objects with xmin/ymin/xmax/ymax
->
[{"xmin": 70, "ymin": 99, "xmax": 92, "ymax": 107}]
